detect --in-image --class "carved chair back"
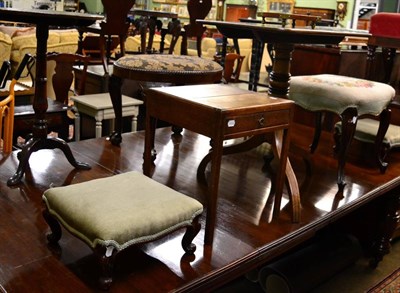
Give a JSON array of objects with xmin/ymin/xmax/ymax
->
[
  {"xmin": 100, "ymin": 0, "xmax": 135, "ymax": 36},
  {"xmin": 223, "ymin": 53, "xmax": 245, "ymax": 83},
  {"xmin": 46, "ymin": 53, "xmax": 90, "ymax": 105},
  {"xmin": 182, "ymin": 0, "xmax": 212, "ymax": 57}
]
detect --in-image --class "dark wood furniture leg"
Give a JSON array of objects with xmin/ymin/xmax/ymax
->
[
  {"xmin": 268, "ymin": 42, "xmax": 294, "ymax": 97},
  {"xmin": 108, "ymin": 74, "xmax": 124, "ymax": 146},
  {"xmin": 248, "ymin": 39, "xmax": 264, "ymax": 92},
  {"xmin": 370, "ymin": 189, "xmax": 400, "ymax": 267}
]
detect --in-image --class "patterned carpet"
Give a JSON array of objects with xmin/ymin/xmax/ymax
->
[{"xmin": 367, "ymin": 267, "xmax": 400, "ymax": 293}]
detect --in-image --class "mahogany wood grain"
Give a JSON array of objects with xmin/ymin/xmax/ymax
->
[
  {"xmin": 142, "ymin": 84, "xmax": 296, "ymax": 245},
  {"xmin": 198, "ymin": 20, "xmax": 371, "ymax": 95},
  {"xmin": 0, "ymin": 121, "xmax": 399, "ymax": 291}
]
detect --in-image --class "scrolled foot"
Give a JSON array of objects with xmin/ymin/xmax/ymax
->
[
  {"xmin": 7, "ymin": 171, "xmax": 24, "ymax": 186},
  {"xmin": 74, "ymin": 161, "xmax": 91, "ymax": 170},
  {"xmin": 181, "ymin": 215, "xmax": 201, "ymax": 254},
  {"xmin": 108, "ymin": 131, "xmax": 122, "ymax": 146},
  {"xmin": 42, "ymin": 209, "xmax": 62, "ymax": 244},
  {"xmin": 379, "ymin": 161, "xmax": 388, "ymax": 174}
]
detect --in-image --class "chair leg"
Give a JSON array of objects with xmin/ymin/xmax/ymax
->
[
  {"xmin": 108, "ymin": 74, "xmax": 123, "ymax": 146},
  {"xmin": 310, "ymin": 112, "xmax": 323, "ymax": 153},
  {"xmin": 99, "ymin": 34, "xmax": 108, "ymax": 75},
  {"xmin": 374, "ymin": 108, "xmax": 391, "ymax": 173},
  {"xmin": 337, "ymin": 107, "xmax": 358, "ymax": 190}
]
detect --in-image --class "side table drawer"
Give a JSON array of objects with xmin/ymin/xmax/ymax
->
[{"xmin": 223, "ymin": 109, "xmax": 292, "ymax": 136}]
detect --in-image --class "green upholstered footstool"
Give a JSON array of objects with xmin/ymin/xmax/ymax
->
[
  {"xmin": 289, "ymin": 74, "xmax": 395, "ymax": 190},
  {"xmin": 108, "ymin": 54, "xmax": 223, "ymax": 145},
  {"xmin": 42, "ymin": 171, "xmax": 203, "ymax": 290}
]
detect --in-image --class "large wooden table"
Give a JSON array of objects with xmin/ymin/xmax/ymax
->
[
  {"xmin": 198, "ymin": 20, "xmax": 371, "ymax": 96},
  {"xmin": 0, "ymin": 8, "xmax": 102, "ymax": 185},
  {"xmin": 143, "ymin": 84, "xmax": 296, "ymax": 244},
  {"xmin": 0, "ymin": 122, "xmax": 399, "ymax": 292}
]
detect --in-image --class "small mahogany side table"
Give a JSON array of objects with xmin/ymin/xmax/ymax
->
[
  {"xmin": 0, "ymin": 8, "xmax": 102, "ymax": 185},
  {"xmin": 143, "ymin": 84, "xmax": 298, "ymax": 245}
]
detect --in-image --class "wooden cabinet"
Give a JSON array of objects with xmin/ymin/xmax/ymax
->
[{"xmin": 225, "ymin": 4, "xmax": 257, "ymax": 22}]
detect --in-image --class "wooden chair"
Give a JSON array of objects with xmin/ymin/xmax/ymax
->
[
  {"xmin": 221, "ymin": 53, "xmax": 245, "ymax": 83},
  {"xmin": 14, "ymin": 53, "xmax": 91, "ymax": 143},
  {"xmin": 180, "ymin": 0, "xmax": 212, "ymax": 57},
  {"xmin": 47, "ymin": 52, "xmax": 91, "ymax": 141},
  {"xmin": 46, "ymin": 52, "xmax": 90, "ymax": 105},
  {"xmin": 0, "ymin": 60, "xmax": 11, "ymax": 89},
  {"xmin": 0, "ymin": 79, "xmax": 15, "ymax": 153},
  {"xmin": 78, "ymin": 0, "xmax": 135, "ymax": 74},
  {"xmin": 81, "ymin": 35, "xmax": 120, "ymax": 64},
  {"xmin": 1, "ymin": 55, "xmax": 33, "ymax": 153}
]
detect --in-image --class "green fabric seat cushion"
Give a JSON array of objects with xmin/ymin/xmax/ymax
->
[
  {"xmin": 112, "ymin": 54, "xmax": 223, "ymax": 83},
  {"xmin": 289, "ymin": 74, "xmax": 395, "ymax": 116},
  {"xmin": 335, "ymin": 118, "xmax": 400, "ymax": 148},
  {"xmin": 42, "ymin": 171, "xmax": 203, "ymax": 251}
]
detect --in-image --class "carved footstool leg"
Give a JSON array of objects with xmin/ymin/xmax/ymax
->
[
  {"xmin": 95, "ymin": 246, "xmax": 118, "ymax": 290},
  {"xmin": 42, "ymin": 208, "xmax": 62, "ymax": 244},
  {"xmin": 182, "ymin": 214, "xmax": 201, "ymax": 254}
]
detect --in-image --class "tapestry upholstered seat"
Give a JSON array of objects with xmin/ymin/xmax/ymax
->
[
  {"xmin": 42, "ymin": 171, "xmax": 203, "ymax": 289},
  {"xmin": 108, "ymin": 54, "xmax": 223, "ymax": 145},
  {"xmin": 289, "ymin": 74, "xmax": 395, "ymax": 190}
]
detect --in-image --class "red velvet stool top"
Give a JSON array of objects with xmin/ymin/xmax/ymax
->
[{"xmin": 369, "ymin": 13, "xmax": 400, "ymax": 38}]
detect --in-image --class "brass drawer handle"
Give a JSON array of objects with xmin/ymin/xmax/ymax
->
[{"xmin": 258, "ymin": 116, "xmax": 265, "ymax": 127}]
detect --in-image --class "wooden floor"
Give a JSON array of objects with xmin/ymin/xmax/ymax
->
[{"xmin": 0, "ymin": 121, "xmax": 399, "ymax": 292}]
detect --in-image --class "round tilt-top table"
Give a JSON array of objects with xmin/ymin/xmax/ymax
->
[{"xmin": 0, "ymin": 8, "xmax": 103, "ymax": 185}]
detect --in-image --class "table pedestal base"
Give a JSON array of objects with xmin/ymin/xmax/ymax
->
[{"xmin": 7, "ymin": 137, "xmax": 91, "ymax": 186}]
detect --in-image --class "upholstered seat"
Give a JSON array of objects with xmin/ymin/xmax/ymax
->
[
  {"xmin": 42, "ymin": 171, "xmax": 203, "ymax": 289},
  {"xmin": 290, "ymin": 75, "xmax": 394, "ymax": 115},
  {"xmin": 356, "ymin": 12, "xmax": 400, "ymax": 163},
  {"xmin": 108, "ymin": 54, "xmax": 223, "ymax": 145},
  {"xmin": 335, "ymin": 118, "xmax": 400, "ymax": 157},
  {"xmin": 289, "ymin": 74, "xmax": 395, "ymax": 189},
  {"xmin": 112, "ymin": 54, "xmax": 223, "ymax": 82}
]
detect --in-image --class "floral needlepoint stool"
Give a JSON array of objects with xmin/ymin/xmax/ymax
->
[
  {"xmin": 42, "ymin": 171, "xmax": 203, "ymax": 290},
  {"xmin": 289, "ymin": 74, "xmax": 395, "ymax": 190}
]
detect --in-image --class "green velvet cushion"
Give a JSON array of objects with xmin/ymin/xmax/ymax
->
[
  {"xmin": 289, "ymin": 74, "xmax": 395, "ymax": 116},
  {"xmin": 114, "ymin": 54, "xmax": 222, "ymax": 74},
  {"xmin": 335, "ymin": 118, "xmax": 400, "ymax": 148},
  {"xmin": 42, "ymin": 171, "xmax": 203, "ymax": 251}
]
